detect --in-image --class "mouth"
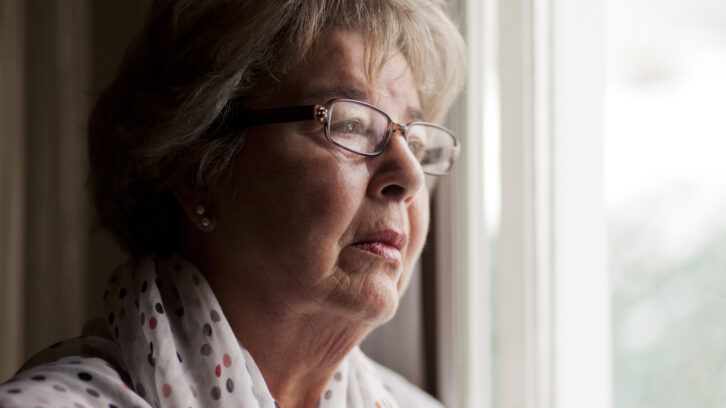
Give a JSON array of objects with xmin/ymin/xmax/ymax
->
[{"xmin": 350, "ymin": 229, "xmax": 408, "ymax": 262}]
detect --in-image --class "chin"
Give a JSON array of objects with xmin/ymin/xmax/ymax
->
[{"xmin": 352, "ymin": 275, "xmax": 402, "ymax": 325}]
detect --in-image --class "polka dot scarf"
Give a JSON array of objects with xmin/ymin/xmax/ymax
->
[{"xmin": 0, "ymin": 254, "xmax": 403, "ymax": 408}]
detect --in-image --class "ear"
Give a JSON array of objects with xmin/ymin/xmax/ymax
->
[{"xmin": 171, "ymin": 178, "xmax": 217, "ymax": 232}]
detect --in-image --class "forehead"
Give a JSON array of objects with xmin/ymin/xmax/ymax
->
[{"xmin": 276, "ymin": 31, "xmax": 423, "ymax": 121}]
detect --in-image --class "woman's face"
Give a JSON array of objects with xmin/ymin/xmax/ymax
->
[{"xmin": 206, "ymin": 30, "xmax": 429, "ymax": 325}]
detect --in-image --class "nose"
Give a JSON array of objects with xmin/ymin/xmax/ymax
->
[{"xmin": 368, "ymin": 128, "xmax": 425, "ymax": 203}]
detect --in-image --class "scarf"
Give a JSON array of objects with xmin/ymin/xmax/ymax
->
[{"xmin": 101, "ymin": 254, "xmax": 400, "ymax": 408}]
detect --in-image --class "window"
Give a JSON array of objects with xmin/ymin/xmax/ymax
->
[
  {"xmin": 605, "ymin": 0, "xmax": 726, "ymax": 406},
  {"xmin": 436, "ymin": 0, "xmax": 611, "ymax": 407},
  {"xmin": 438, "ymin": 0, "xmax": 724, "ymax": 407}
]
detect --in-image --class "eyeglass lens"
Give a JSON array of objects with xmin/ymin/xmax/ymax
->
[
  {"xmin": 327, "ymin": 101, "xmax": 389, "ymax": 154},
  {"xmin": 327, "ymin": 100, "xmax": 456, "ymax": 175},
  {"xmin": 406, "ymin": 124, "xmax": 455, "ymax": 175}
]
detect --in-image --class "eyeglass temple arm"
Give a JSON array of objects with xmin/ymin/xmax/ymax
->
[{"xmin": 224, "ymin": 102, "xmax": 327, "ymax": 128}]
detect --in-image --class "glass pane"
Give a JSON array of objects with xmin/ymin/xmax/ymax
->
[{"xmin": 605, "ymin": 0, "xmax": 726, "ymax": 406}]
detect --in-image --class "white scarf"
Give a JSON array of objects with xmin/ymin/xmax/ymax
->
[{"xmin": 103, "ymin": 254, "xmax": 400, "ymax": 408}]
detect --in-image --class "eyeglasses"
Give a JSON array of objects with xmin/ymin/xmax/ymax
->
[{"xmin": 226, "ymin": 98, "xmax": 460, "ymax": 175}]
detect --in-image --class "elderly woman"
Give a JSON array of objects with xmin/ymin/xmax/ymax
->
[{"xmin": 0, "ymin": 0, "xmax": 464, "ymax": 407}]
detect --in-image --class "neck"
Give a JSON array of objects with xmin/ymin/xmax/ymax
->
[
  {"xmin": 190, "ymin": 249, "xmax": 372, "ymax": 408},
  {"xmin": 235, "ymin": 311, "xmax": 368, "ymax": 408}
]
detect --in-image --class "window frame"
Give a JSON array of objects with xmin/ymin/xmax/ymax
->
[{"xmin": 436, "ymin": 0, "xmax": 612, "ymax": 406}]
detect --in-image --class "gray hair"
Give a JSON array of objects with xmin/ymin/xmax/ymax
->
[{"xmin": 89, "ymin": 0, "xmax": 466, "ymax": 254}]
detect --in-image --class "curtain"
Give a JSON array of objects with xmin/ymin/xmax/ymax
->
[
  {"xmin": 0, "ymin": 0, "xmax": 148, "ymax": 379},
  {"xmin": 0, "ymin": 0, "xmax": 27, "ymax": 381}
]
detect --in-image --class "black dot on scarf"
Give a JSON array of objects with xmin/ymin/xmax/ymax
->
[
  {"xmin": 30, "ymin": 375, "xmax": 45, "ymax": 381},
  {"xmin": 211, "ymin": 386, "xmax": 221, "ymax": 400},
  {"xmin": 226, "ymin": 378, "xmax": 234, "ymax": 393},
  {"xmin": 155, "ymin": 303, "xmax": 164, "ymax": 314},
  {"xmin": 202, "ymin": 323, "xmax": 213, "ymax": 337},
  {"xmin": 119, "ymin": 288, "xmax": 127, "ymax": 299},
  {"xmin": 78, "ymin": 372, "xmax": 92, "ymax": 381}
]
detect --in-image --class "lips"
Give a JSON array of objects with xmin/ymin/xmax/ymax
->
[{"xmin": 350, "ymin": 229, "xmax": 408, "ymax": 262}]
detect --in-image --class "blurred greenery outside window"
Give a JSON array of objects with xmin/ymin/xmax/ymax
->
[{"xmin": 605, "ymin": 0, "xmax": 726, "ymax": 406}]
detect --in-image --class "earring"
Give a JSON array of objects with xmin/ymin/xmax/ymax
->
[{"xmin": 195, "ymin": 205, "xmax": 212, "ymax": 230}]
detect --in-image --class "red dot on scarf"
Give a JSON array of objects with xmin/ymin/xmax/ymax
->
[
  {"xmin": 375, "ymin": 403, "xmax": 382, "ymax": 408},
  {"xmin": 163, "ymin": 383, "xmax": 172, "ymax": 397},
  {"xmin": 223, "ymin": 354, "xmax": 231, "ymax": 367},
  {"xmin": 149, "ymin": 317, "xmax": 157, "ymax": 329},
  {"xmin": 215, "ymin": 364, "xmax": 221, "ymax": 377}
]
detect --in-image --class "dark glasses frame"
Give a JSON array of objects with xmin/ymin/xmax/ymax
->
[{"xmin": 224, "ymin": 98, "xmax": 460, "ymax": 175}]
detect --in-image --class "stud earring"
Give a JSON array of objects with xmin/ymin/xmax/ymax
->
[{"xmin": 194, "ymin": 205, "xmax": 212, "ymax": 230}]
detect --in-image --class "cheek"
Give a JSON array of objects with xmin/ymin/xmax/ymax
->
[
  {"xmin": 281, "ymin": 164, "xmax": 363, "ymax": 247},
  {"xmin": 227, "ymin": 141, "xmax": 365, "ymax": 261}
]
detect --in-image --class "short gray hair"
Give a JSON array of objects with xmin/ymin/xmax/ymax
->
[{"xmin": 89, "ymin": 0, "xmax": 466, "ymax": 254}]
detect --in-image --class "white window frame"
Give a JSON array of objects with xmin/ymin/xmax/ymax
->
[{"xmin": 438, "ymin": 0, "xmax": 611, "ymax": 407}]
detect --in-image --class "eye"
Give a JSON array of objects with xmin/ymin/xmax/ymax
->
[
  {"xmin": 421, "ymin": 147, "xmax": 443, "ymax": 165},
  {"xmin": 330, "ymin": 119, "xmax": 366, "ymax": 136},
  {"xmin": 407, "ymin": 138, "xmax": 427, "ymax": 161}
]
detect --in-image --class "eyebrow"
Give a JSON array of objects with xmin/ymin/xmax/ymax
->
[
  {"xmin": 407, "ymin": 107, "xmax": 426, "ymax": 122},
  {"xmin": 307, "ymin": 86, "xmax": 427, "ymax": 123},
  {"xmin": 307, "ymin": 86, "xmax": 368, "ymax": 102}
]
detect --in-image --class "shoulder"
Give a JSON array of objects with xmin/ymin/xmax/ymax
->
[
  {"xmin": 361, "ymin": 354, "xmax": 445, "ymax": 408},
  {"xmin": 0, "ymin": 337, "xmax": 148, "ymax": 408}
]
